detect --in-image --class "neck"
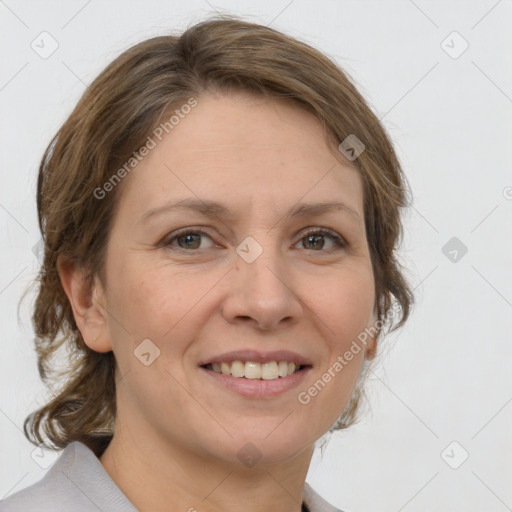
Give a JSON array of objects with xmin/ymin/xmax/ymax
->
[{"xmin": 99, "ymin": 417, "xmax": 314, "ymax": 512}]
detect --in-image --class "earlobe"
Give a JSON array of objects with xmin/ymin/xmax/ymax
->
[
  {"xmin": 365, "ymin": 337, "xmax": 378, "ymax": 359},
  {"xmin": 364, "ymin": 309, "xmax": 380, "ymax": 360},
  {"xmin": 57, "ymin": 255, "xmax": 112, "ymax": 353}
]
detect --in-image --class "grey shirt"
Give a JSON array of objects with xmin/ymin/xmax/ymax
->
[{"xmin": 0, "ymin": 442, "xmax": 344, "ymax": 512}]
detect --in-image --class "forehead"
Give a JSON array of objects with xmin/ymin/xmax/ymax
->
[
  {"xmin": 168, "ymin": 91, "xmax": 333, "ymax": 156},
  {"xmin": 114, "ymin": 91, "xmax": 364, "ymax": 224}
]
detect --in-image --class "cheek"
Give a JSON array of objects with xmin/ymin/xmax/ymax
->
[
  {"xmin": 105, "ymin": 262, "xmax": 197, "ymax": 410},
  {"xmin": 314, "ymin": 264, "xmax": 375, "ymax": 343},
  {"xmin": 101, "ymin": 255, "xmax": 182, "ymax": 374},
  {"xmin": 108, "ymin": 256, "xmax": 187, "ymax": 334},
  {"xmin": 294, "ymin": 266, "xmax": 374, "ymax": 427},
  {"xmin": 107, "ymin": 259, "xmax": 223, "ymax": 376}
]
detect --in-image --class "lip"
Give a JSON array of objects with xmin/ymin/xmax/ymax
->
[
  {"xmin": 197, "ymin": 349, "xmax": 312, "ymax": 367},
  {"xmin": 200, "ymin": 365, "xmax": 312, "ymax": 398}
]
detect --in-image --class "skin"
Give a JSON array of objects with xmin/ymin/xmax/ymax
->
[{"xmin": 58, "ymin": 90, "xmax": 378, "ymax": 512}]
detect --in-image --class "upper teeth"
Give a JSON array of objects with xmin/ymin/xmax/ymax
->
[{"xmin": 208, "ymin": 361, "xmax": 299, "ymax": 380}]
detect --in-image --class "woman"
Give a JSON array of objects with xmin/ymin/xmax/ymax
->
[{"xmin": 1, "ymin": 14, "xmax": 413, "ymax": 512}]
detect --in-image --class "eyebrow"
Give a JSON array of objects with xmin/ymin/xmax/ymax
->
[{"xmin": 138, "ymin": 198, "xmax": 361, "ymax": 225}]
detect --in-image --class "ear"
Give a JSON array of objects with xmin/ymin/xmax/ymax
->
[
  {"xmin": 57, "ymin": 255, "xmax": 112, "ymax": 353},
  {"xmin": 364, "ymin": 308, "xmax": 380, "ymax": 360}
]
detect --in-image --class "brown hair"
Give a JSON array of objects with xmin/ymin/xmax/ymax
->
[{"xmin": 22, "ymin": 14, "xmax": 414, "ymax": 456}]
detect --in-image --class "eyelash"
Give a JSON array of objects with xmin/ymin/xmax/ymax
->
[{"xmin": 162, "ymin": 227, "xmax": 346, "ymax": 253}]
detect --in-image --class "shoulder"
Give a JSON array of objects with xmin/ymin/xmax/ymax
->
[
  {"xmin": 303, "ymin": 482, "xmax": 348, "ymax": 512},
  {"xmin": 0, "ymin": 442, "xmax": 137, "ymax": 512},
  {"xmin": 0, "ymin": 442, "xmax": 79, "ymax": 512}
]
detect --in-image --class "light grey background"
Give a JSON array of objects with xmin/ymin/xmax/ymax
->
[{"xmin": 1, "ymin": 1, "xmax": 511, "ymax": 511}]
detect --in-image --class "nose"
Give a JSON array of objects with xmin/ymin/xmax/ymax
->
[{"xmin": 221, "ymin": 242, "xmax": 303, "ymax": 331}]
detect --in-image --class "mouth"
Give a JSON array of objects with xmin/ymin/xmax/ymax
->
[
  {"xmin": 198, "ymin": 350, "xmax": 313, "ymax": 398},
  {"xmin": 200, "ymin": 361, "xmax": 309, "ymax": 380}
]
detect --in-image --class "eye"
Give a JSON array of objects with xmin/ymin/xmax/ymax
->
[
  {"xmin": 161, "ymin": 227, "xmax": 346, "ymax": 253},
  {"xmin": 295, "ymin": 228, "xmax": 346, "ymax": 251},
  {"xmin": 163, "ymin": 228, "xmax": 215, "ymax": 251}
]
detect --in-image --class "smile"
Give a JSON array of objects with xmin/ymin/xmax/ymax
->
[
  {"xmin": 202, "ymin": 360, "xmax": 304, "ymax": 380},
  {"xmin": 199, "ymin": 363, "xmax": 312, "ymax": 399}
]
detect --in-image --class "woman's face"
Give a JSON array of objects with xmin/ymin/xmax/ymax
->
[{"xmin": 95, "ymin": 91, "xmax": 377, "ymax": 466}]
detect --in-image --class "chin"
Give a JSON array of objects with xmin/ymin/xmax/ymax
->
[{"xmin": 199, "ymin": 421, "xmax": 316, "ymax": 467}]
